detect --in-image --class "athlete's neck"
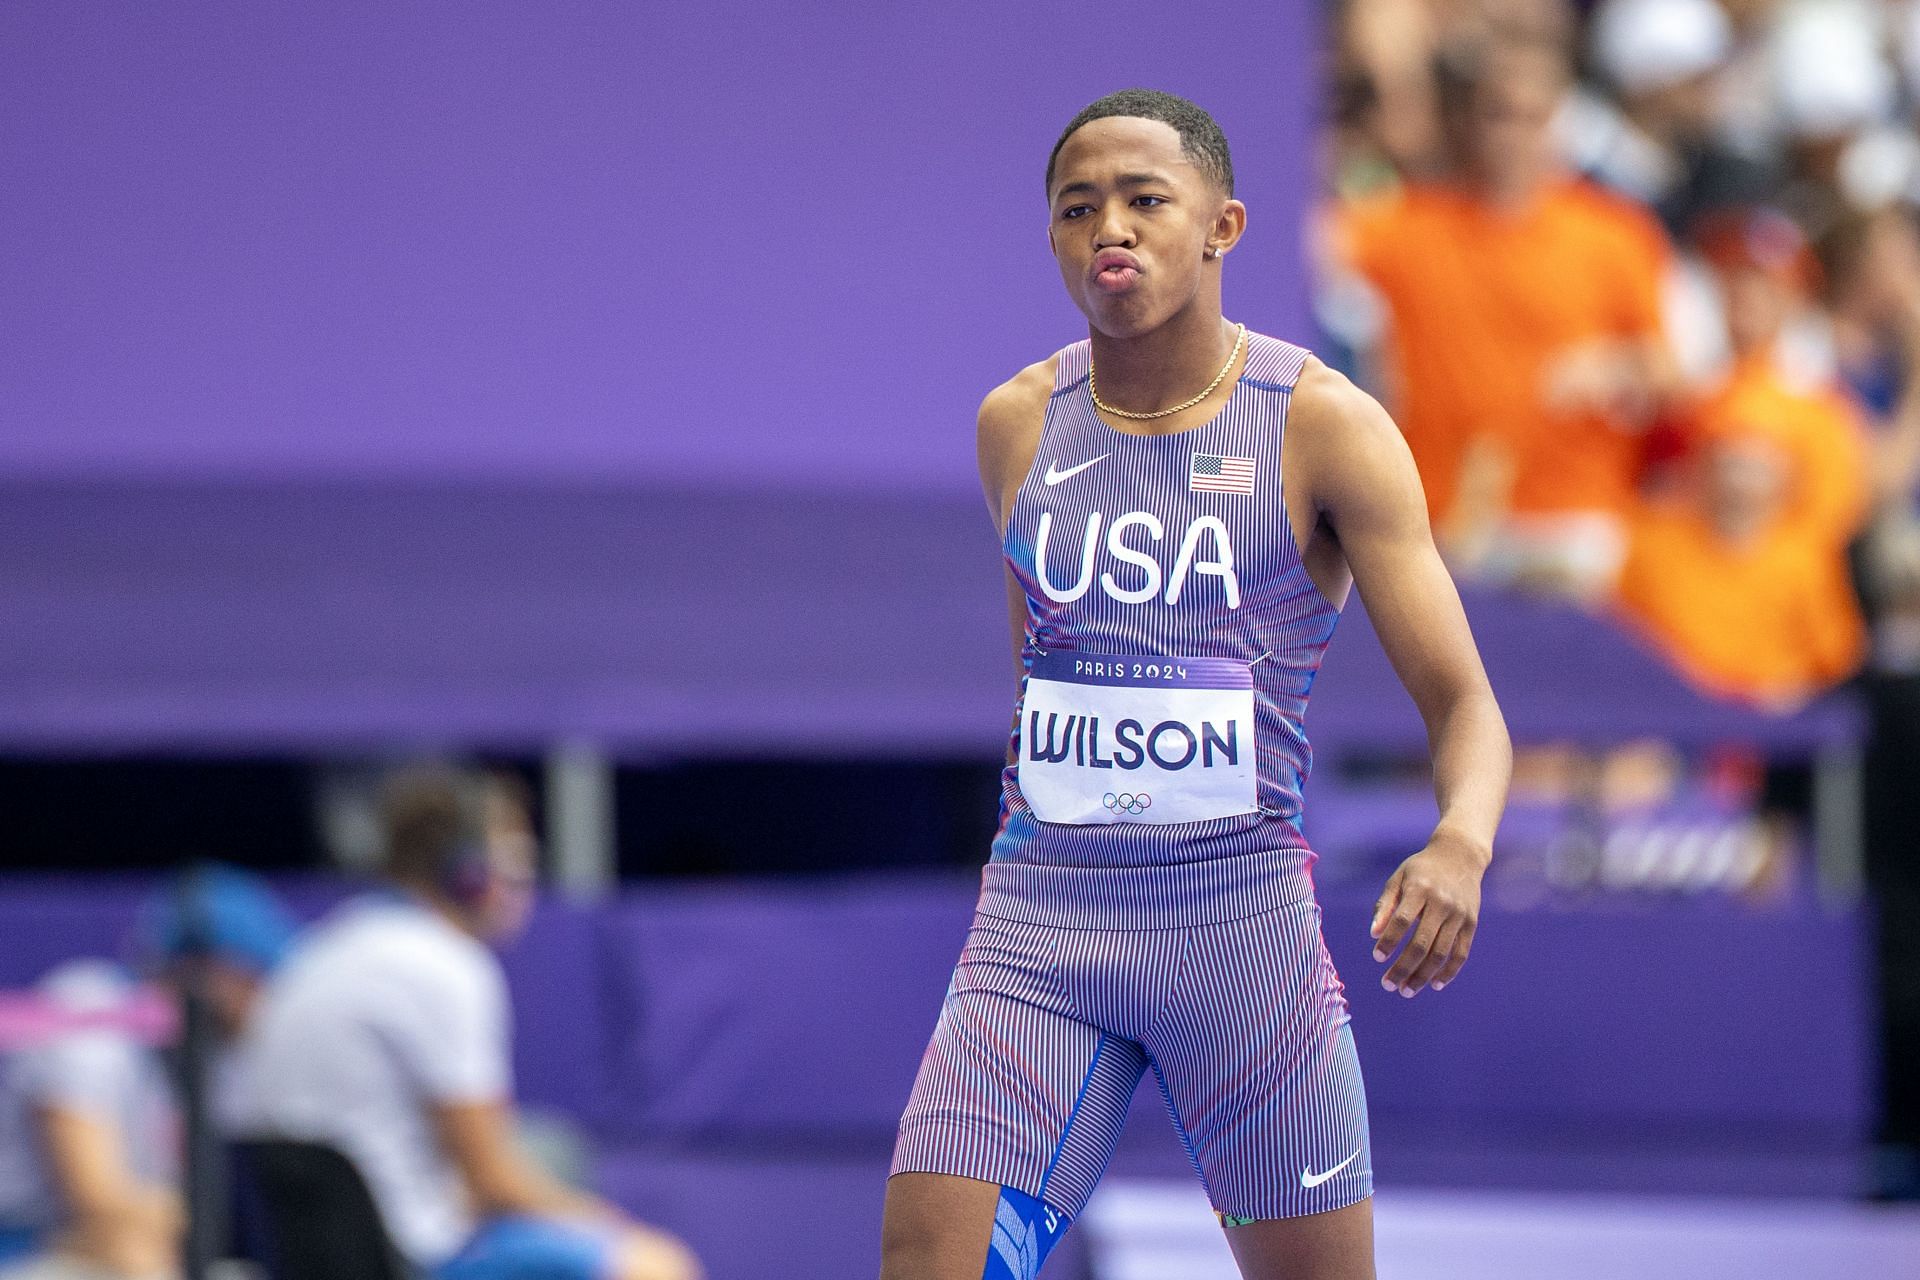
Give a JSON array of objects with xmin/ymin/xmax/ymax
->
[{"xmin": 1086, "ymin": 307, "xmax": 1241, "ymax": 415}]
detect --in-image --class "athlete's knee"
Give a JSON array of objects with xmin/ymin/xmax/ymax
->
[
  {"xmin": 881, "ymin": 1173, "xmax": 994, "ymax": 1280},
  {"xmin": 881, "ymin": 1175, "xmax": 1072, "ymax": 1280},
  {"xmin": 1218, "ymin": 1196, "xmax": 1376, "ymax": 1280},
  {"xmin": 879, "ymin": 1214, "xmax": 963, "ymax": 1280},
  {"xmin": 980, "ymin": 1186, "xmax": 1071, "ymax": 1279}
]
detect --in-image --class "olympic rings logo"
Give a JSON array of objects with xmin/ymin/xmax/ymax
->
[{"xmin": 1103, "ymin": 792, "xmax": 1152, "ymax": 816}]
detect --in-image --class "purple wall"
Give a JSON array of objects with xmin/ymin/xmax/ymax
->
[
  {"xmin": 1, "ymin": 2, "xmax": 1315, "ymax": 491},
  {"xmin": 0, "ymin": 481, "xmax": 1857, "ymax": 754},
  {"xmin": 0, "ymin": 874, "xmax": 1871, "ymax": 1170},
  {"xmin": 0, "ymin": 874, "xmax": 1870, "ymax": 1276}
]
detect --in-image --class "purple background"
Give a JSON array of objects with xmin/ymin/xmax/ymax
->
[
  {"xmin": 1, "ymin": 1, "xmax": 1312, "ymax": 492},
  {"xmin": 0, "ymin": 481, "xmax": 1857, "ymax": 753}
]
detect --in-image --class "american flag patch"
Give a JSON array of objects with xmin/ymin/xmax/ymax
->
[{"xmin": 1189, "ymin": 452, "xmax": 1256, "ymax": 495}]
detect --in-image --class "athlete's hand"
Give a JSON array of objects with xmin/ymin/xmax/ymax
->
[{"xmin": 1370, "ymin": 829, "xmax": 1488, "ymax": 997}]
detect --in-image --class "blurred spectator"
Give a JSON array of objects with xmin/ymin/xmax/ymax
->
[
  {"xmin": 1820, "ymin": 205, "xmax": 1920, "ymax": 425},
  {"xmin": 1332, "ymin": 0, "xmax": 1579, "ymax": 194},
  {"xmin": 1771, "ymin": 0, "xmax": 1909, "ymax": 219},
  {"xmin": 236, "ymin": 767, "xmax": 699, "ymax": 1280},
  {"xmin": 0, "ymin": 962, "xmax": 179, "ymax": 1280},
  {"xmin": 1328, "ymin": 36, "xmax": 1678, "ymax": 599},
  {"xmin": 1334, "ymin": 0, "xmax": 1446, "ymax": 187},
  {"xmin": 0, "ymin": 871, "xmax": 297, "ymax": 1280},
  {"xmin": 1571, "ymin": 0, "xmax": 1777, "ymax": 236},
  {"xmin": 1615, "ymin": 208, "xmax": 1871, "ymax": 707},
  {"xmin": 138, "ymin": 866, "xmax": 299, "ymax": 1269},
  {"xmin": 1321, "ymin": 0, "xmax": 1920, "ymax": 1198},
  {"xmin": 137, "ymin": 865, "xmax": 297, "ymax": 1093}
]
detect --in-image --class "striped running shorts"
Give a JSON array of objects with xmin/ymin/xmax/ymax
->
[{"xmin": 890, "ymin": 893, "xmax": 1373, "ymax": 1222}]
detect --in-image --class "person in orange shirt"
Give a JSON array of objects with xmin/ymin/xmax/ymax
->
[
  {"xmin": 1614, "ymin": 208, "xmax": 1871, "ymax": 707},
  {"xmin": 1328, "ymin": 37, "xmax": 1678, "ymax": 599}
]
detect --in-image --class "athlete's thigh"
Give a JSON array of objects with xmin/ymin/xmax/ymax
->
[
  {"xmin": 1223, "ymin": 1197, "xmax": 1375, "ymax": 1280},
  {"xmin": 889, "ymin": 915, "xmax": 1147, "ymax": 1277},
  {"xmin": 1147, "ymin": 901, "xmax": 1373, "ymax": 1222},
  {"xmin": 893, "ymin": 916, "xmax": 1145, "ymax": 1208}
]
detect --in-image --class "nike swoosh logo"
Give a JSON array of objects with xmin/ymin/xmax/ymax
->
[
  {"xmin": 1300, "ymin": 1150, "xmax": 1361, "ymax": 1189},
  {"xmin": 1043, "ymin": 453, "xmax": 1111, "ymax": 485}
]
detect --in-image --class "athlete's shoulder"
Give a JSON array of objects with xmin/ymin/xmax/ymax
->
[
  {"xmin": 1287, "ymin": 356, "xmax": 1396, "ymax": 440},
  {"xmin": 1285, "ymin": 357, "xmax": 1422, "ymax": 510},
  {"xmin": 1242, "ymin": 329, "xmax": 1314, "ymax": 390},
  {"xmin": 976, "ymin": 353, "xmax": 1064, "ymax": 520},
  {"xmin": 977, "ymin": 353, "xmax": 1062, "ymax": 474},
  {"xmin": 977, "ymin": 355, "xmax": 1060, "ymax": 441}
]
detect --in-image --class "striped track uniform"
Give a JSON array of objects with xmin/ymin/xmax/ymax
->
[{"xmin": 892, "ymin": 331, "xmax": 1373, "ymax": 1224}]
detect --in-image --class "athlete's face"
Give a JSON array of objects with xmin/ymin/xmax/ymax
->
[{"xmin": 1047, "ymin": 118, "xmax": 1243, "ymax": 338}]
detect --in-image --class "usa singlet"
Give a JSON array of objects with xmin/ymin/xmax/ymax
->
[{"xmin": 892, "ymin": 332, "xmax": 1374, "ymax": 1232}]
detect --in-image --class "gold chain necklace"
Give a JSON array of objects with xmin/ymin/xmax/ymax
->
[{"xmin": 1088, "ymin": 323, "xmax": 1247, "ymax": 420}]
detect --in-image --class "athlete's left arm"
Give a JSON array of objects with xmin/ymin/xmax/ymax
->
[{"xmin": 1288, "ymin": 360, "xmax": 1513, "ymax": 998}]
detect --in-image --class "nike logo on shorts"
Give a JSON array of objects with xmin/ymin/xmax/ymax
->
[
  {"xmin": 1299, "ymin": 1150, "xmax": 1361, "ymax": 1189},
  {"xmin": 1044, "ymin": 453, "xmax": 1110, "ymax": 485}
]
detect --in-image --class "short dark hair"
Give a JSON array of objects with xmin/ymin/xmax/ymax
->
[
  {"xmin": 381, "ymin": 766, "xmax": 491, "ymax": 887},
  {"xmin": 1046, "ymin": 89, "xmax": 1234, "ymax": 197}
]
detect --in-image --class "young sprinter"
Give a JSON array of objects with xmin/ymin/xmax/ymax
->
[{"xmin": 882, "ymin": 90, "xmax": 1511, "ymax": 1280}]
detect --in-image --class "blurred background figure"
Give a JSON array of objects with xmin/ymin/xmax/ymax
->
[
  {"xmin": 1770, "ymin": 0, "xmax": 1906, "ymax": 222},
  {"xmin": 0, "ymin": 871, "xmax": 297, "ymax": 1280},
  {"xmin": 1320, "ymin": 0, "xmax": 1920, "ymax": 1208},
  {"xmin": 1613, "ymin": 207, "xmax": 1871, "ymax": 708},
  {"xmin": 235, "ymin": 768, "xmax": 698, "ymax": 1280},
  {"xmin": 1575, "ymin": 0, "xmax": 1772, "ymax": 237},
  {"xmin": 137, "ymin": 868, "xmax": 298, "ymax": 1100},
  {"xmin": 1326, "ymin": 33, "xmax": 1678, "ymax": 601},
  {"xmin": 0, "ymin": 963, "xmax": 179, "ymax": 1280},
  {"xmin": 1820, "ymin": 206, "xmax": 1920, "ymax": 434}
]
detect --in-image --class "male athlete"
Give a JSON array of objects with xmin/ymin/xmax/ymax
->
[{"xmin": 881, "ymin": 90, "xmax": 1511, "ymax": 1280}]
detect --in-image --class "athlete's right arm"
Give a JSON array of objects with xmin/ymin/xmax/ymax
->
[{"xmin": 976, "ymin": 358, "xmax": 1057, "ymax": 681}]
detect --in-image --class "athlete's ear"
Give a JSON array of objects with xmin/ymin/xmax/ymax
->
[{"xmin": 1208, "ymin": 199, "xmax": 1248, "ymax": 260}]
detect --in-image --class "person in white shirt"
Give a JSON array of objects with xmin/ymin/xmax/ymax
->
[{"xmin": 239, "ymin": 768, "xmax": 697, "ymax": 1280}]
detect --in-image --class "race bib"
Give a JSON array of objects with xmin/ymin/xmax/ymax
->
[{"xmin": 1017, "ymin": 651, "xmax": 1257, "ymax": 825}]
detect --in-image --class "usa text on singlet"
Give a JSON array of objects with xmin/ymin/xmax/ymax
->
[{"xmin": 992, "ymin": 331, "xmax": 1344, "ymax": 872}]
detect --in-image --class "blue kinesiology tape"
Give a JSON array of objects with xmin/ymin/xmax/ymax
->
[{"xmin": 981, "ymin": 1185, "xmax": 1070, "ymax": 1280}]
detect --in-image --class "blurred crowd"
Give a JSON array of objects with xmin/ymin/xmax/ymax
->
[
  {"xmin": 1317, "ymin": 0, "xmax": 1920, "ymax": 1198},
  {"xmin": 0, "ymin": 769, "xmax": 698, "ymax": 1280},
  {"xmin": 1319, "ymin": 0, "xmax": 1920, "ymax": 709}
]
